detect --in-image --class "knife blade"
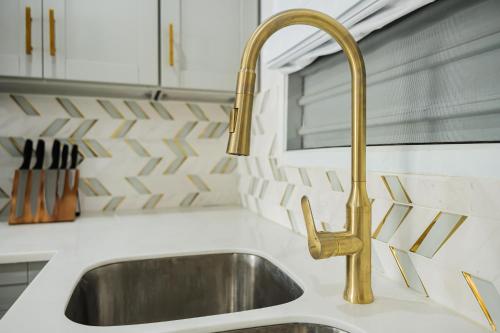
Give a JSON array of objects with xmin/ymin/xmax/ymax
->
[
  {"xmin": 45, "ymin": 140, "xmax": 61, "ymax": 216},
  {"xmin": 15, "ymin": 139, "xmax": 33, "ymax": 217},
  {"xmin": 57, "ymin": 144, "xmax": 69, "ymax": 199},
  {"xmin": 30, "ymin": 140, "xmax": 45, "ymax": 216},
  {"xmin": 70, "ymin": 145, "xmax": 81, "ymax": 216}
]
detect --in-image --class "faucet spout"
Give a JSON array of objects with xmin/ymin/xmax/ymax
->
[{"xmin": 227, "ymin": 9, "xmax": 374, "ymax": 304}]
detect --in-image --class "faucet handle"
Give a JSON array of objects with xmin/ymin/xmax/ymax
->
[
  {"xmin": 301, "ymin": 196, "xmax": 325, "ymax": 259},
  {"xmin": 301, "ymin": 196, "xmax": 363, "ymax": 259}
]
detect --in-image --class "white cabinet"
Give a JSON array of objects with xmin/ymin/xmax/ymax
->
[
  {"xmin": 0, "ymin": 0, "xmax": 43, "ymax": 78},
  {"xmin": 42, "ymin": 0, "xmax": 158, "ymax": 85},
  {"xmin": 160, "ymin": 0, "xmax": 258, "ymax": 91},
  {"xmin": 0, "ymin": 0, "xmax": 258, "ymax": 91}
]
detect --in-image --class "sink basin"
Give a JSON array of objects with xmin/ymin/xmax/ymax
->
[
  {"xmin": 65, "ymin": 253, "xmax": 303, "ymax": 326},
  {"xmin": 221, "ymin": 323, "xmax": 348, "ymax": 333}
]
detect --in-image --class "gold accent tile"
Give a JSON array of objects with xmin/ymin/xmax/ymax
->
[
  {"xmin": 382, "ymin": 175, "xmax": 412, "ymax": 204},
  {"xmin": 211, "ymin": 157, "xmax": 237, "ymax": 174},
  {"xmin": 98, "ymin": 99, "xmax": 124, "ymax": 119},
  {"xmin": 125, "ymin": 139, "xmax": 150, "ymax": 157},
  {"xmin": 150, "ymin": 101, "xmax": 173, "ymax": 120},
  {"xmin": 463, "ymin": 272, "xmax": 497, "ymax": 331},
  {"xmin": 142, "ymin": 194, "xmax": 164, "ymax": 210},
  {"xmin": 70, "ymin": 119, "xmax": 97, "ymax": 139},
  {"xmin": 40, "ymin": 119, "xmax": 70, "ymax": 137},
  {"xmin": 10, "ymin": 94, "xmax": 40, "ymax": 116},
  {"xmin": 0, "ymin": 137, "xmax": 23, "ymax": 157},
  {"xmin": 124, "ymin": 100, "xmax": 149, "ymax": 119},
  {"xmin": 82, "ymin": 139, "xmax": 112, "ymax": 158},
  {"xmin": 163, "ymin": 157, "xmax": 187, "ymax": 174},
  {"xmin": 280, "ymin": 184, "xmax": 295, "ymax": 207},
  {"xmin": 372, "ymin": 204, "xmax": 412, "ymax": 242},
  {"xmin": 186, "ymin": 103, "xmax": 209, "ymax": 121},
  {"xmin": 410, "ymin": 212, "xmax": 467, "ymax": 258},
  {"xmin": 326, "ymin": 170, "xmax": 344, "ymax": 192},
  {"xmin": 125, "ymin": 177, "xmax": 151, "ymax": 195},
  {"xmin": 187, "ymin": 175, "xmax": 210, "ymax": 192},
  {"xmin": 112, "ymin": 120, "xmax": 136, "ymax": 138},
  {"xmin": 299, "ymin": 168, "xmax": 311, "ymax": 187},
  {"xmin": 390, "ymin": 246, "xmax": 428, "ymax": 296},
  {"xmin": 103, "ymin": 196, "xmax": 125, "ymax": 212},
  {"xmin": 180, "ymin": 192, "xmax": 199, "ymax": 207},
  {"xmin": 139, "ymin": 158, "xmax": 162, "ymax": 176},
  {"xmin": 164, "ymin": 139, "xmax": 198, "ymax": 157},
  {"xmin": 175, "ymin": 121, "xmax": 198, "ymax": 139},
  {"xmin": 57, "ymin": 97, "xmax": 84, "ymax": 118}
]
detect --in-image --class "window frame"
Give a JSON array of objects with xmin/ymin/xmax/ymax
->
[{"xmin": 275, "ymin": 73, "xmax": 500, "ymax": 179}]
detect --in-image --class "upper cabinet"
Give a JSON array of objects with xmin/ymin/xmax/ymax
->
[
  {"xmin": 160, "ymin": 0, "xmax": 258, "ymax": 92},
  {"xmin": 43, "ymin": 0, "xmax": 158, "ymax": 85},
  {"xmin": 0, "ymin": 0, "xmax": 43, "ymax": 78},
  {"xmin": 0, "ymin": 0, "xmax": 258, "ymax": 92}
]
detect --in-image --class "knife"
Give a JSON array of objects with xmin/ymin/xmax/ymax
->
[
  {"xmin": 30, "ymin": 140, "xmax": 45, "ymax": 216},
  {"xmin": 70, "ymin": 145, "xmax": 81, "ymax": 216},
  {"xmin": 45, "ymin": 140, "xmax": 61, "ymax": 216},
  {"xmin": 15, "ymin": 139, "xmax": 33, "ymax": 217},
  {"xmin": 57, "ymin": 144, "xmax": 69, "ymax": 199}
]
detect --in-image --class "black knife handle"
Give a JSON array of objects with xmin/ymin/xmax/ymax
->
[
  {"xmin": 60, "ymin": 144, "xmax": 69, "ymax": 169},
  {"xmin": 70, "ymin": 145, "xmax": 79, "ymax": 169},
  {"xmin": 49, "ymin": 140, "xmax": 61, "ymax": 170},
  {"xmin": 20, "ymin": 139, "xmax": 33, "ymax": 170},
  {"xmin": 33, "ymin": 140, "xmax": 45, "ymax": 169}
]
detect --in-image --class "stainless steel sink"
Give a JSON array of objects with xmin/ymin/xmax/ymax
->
[
  {"xmin": 65, "ymin": 253, "xmax": 303, "ymax": 326},
  {"xmin": 221, "ymin": 323, "xmax": 348, "ymax": 333}
]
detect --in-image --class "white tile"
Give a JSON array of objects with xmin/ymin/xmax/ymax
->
[
  {"xmin": 400, "ymin": 175, "xmax": 472, "ymax": 215},
  {"xmin": 470, "ymin": 178, "xmax": 500, "ymax": 220},
  {"xmin": 411, "ymin": 253, "xmax": 491, "ymax": 330}
]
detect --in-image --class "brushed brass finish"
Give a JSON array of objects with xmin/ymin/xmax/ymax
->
[
  {"xmin": 169, "ymin": 23, "xmax": 174, "ymax": 67},
  {"xmin": 226, "ymin": 9, "xmax": 373, "ymax": 304},
  {"xmin": 49, "ymin": 9, "xmax": 56, "ymax": 56},
  {"xmin": 25, "ymin": 6, "xmax": 33, "ymax": 55}
]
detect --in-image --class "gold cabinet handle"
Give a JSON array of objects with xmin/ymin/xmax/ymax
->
[
  {"xmin": 25, "ymin": 6, "xmax": 33, "ymax": 55},
  {"xmin": 168, "ymin": 23, "xmax": 174, "ymax": 66},
  {"xmin": 49, "ymin": 9, "xmax": 56, "ymax": 56}
]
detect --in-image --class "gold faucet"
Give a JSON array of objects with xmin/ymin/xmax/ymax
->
[{"xmin": 226, "ymin": 9, "xmax": 374, "ymax": 304}]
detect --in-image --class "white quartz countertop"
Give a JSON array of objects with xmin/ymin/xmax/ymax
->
[{"xmin": 0, "ymin": 207, "xmax": 487, "ymax": 333}]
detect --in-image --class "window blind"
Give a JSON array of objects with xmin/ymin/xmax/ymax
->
[{"xmin": 287, "ymin": 0, "xmax": 500, "ymax": 150}]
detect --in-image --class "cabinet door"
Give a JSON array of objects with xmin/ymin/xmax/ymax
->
[
  {"xmin": 43, "ymin": 0, "xmax": 158, "ymax": 85},
  {"xmin": 161, "ymin": 0, "xmax": 258, "ymax": 91},
  {"xmin": 0, "ymin": 0, "xmax": 43, "ymax": 78}
]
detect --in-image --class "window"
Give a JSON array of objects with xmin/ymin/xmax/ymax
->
[{"xmin": 286, "ymin": 0, "xmax": 500, "ymax": 150}]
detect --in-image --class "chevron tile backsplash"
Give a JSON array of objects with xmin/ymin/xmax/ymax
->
[
  {"xmin": 236, "ymin": 87, "xmax": 500, "ymax": 331},
  {"xmin": 0, "ymin": 93, "xmax": 238, "ymax": 218}
]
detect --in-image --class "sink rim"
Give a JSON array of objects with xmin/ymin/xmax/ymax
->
[
  {"xmin": 217, "ymin": 321, "xmax": 351, "ymax": 333},
  {"xmin": 66, "ymin": 248, "xmax": 306, "ymax": 291},
  {"xmin": 64, "ymin": 250, "xmax": 307, "ymax": 326}
]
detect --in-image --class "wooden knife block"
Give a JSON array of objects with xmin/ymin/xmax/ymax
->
[{"xmin": 8, "ymin": 169, "xmax": 79, "ymax": 225}]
